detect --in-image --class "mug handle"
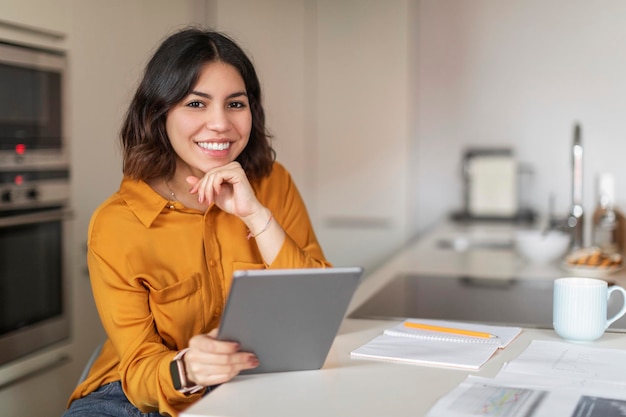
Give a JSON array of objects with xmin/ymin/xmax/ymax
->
[{"xmin": 606, "ymin": 285, "xmax": 626, "ymax": 328}]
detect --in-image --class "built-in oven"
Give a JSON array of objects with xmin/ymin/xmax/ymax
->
[
  {"xmin": 0, "ymin": 41, "xmax": 67, "ymax": 167},
  {"xmin": 0, "ymin": 41, "xmax": 70, "ymax": 367},
  {"xmin": 0, "ymin": 168, "xmax": 71, "ymax": 366}
]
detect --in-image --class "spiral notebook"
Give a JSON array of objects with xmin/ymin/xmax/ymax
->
[{"xmin": 350, "ymin": 319, "xmax": 521, "ymax": 370}]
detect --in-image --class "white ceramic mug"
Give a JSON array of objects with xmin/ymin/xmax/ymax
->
[{"xmin": 553, "ymin": 277, "xmax": 626, "ymax": 342}]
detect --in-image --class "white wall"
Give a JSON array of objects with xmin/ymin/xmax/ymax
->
[{"xmin": 415, "ymin": 0, "xmax": 626, "ymax": 245}]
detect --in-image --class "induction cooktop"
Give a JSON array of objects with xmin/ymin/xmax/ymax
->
[{"xmin": 349, "ymin": 275, "xmax": 626, "ymax": 332}]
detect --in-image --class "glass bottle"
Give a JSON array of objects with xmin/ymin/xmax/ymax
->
[{"xmin": 592, "ymin": 173, "xmax": 624, "ymax": 255}]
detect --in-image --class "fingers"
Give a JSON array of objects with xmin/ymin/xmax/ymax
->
[
  {"xmin": 185, "ymin": 176, "xmax": 200, "ymax": 186},
  {"xmin": 187, "ymin": 351, "xmax": 259, "ymax": 386},
  {"xmin": 186, "ymin": 163, "xmax": 241, "ymax": 205},
  {"xmin": 184, "ymin": 332, "xmax": 259, "ymax": 386},
  {"xmin": 185, "ymin": 162, "xmax": 260, "ymax": 216}
]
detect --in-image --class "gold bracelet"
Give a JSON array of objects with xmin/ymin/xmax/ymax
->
[{"xmin": 246, "ymin": 213, "xmax": 273, "ymax": 240}]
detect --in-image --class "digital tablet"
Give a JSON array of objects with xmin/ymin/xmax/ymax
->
[{"xmin": 217, "ymin": 267, "xmax": 363, "ymax": 374}]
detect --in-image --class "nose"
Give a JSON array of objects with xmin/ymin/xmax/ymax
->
[{"xmin": 205, "ymin": 106, "xmax": 231, "ymax": 132}]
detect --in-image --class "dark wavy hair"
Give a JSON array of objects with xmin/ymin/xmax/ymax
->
[{"xmin": 120, "ymin": 27, "xmax": 275, "ymax": 181}]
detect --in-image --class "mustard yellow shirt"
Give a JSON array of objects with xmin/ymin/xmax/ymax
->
[{"xmin": 68, "ymin": 162, "xmax": 330, "ymax": 416}]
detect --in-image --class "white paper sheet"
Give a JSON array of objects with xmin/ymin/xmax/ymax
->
[{"xmin": 498, "ymin": 340, "xmax": 626, "ymax": 385}]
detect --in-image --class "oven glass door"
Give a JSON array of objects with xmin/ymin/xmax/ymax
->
[
  {"xmin": 0, "ymin": 208, "xmax": 64, "ymax": 337},
  {"xmin": 0, "ymin": 62, "xmax": 63, "ymax": 151}
]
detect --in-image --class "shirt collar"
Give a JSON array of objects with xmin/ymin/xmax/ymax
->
[{"xmin": 118, "ymin": 177, "xmax": 169, "ymax": 228}]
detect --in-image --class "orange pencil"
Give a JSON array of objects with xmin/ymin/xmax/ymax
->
[{"xmin": 404, "ymin": 322, "xmax": 498, "ymax": 339}]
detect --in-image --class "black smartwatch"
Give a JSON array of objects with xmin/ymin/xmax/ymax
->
[{"xmin": 170, "ymin": 348, "xmax": 203, "ymax": 394}]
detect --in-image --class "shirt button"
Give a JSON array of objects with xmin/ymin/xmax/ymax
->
[{"xmin": 208, "ymin": 260, "xmax": 217, "ymax": 267}]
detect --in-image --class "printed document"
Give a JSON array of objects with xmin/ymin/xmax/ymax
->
[{"xmin": 426, "ymin": 340, "xmax": 626, "ymax": 417}]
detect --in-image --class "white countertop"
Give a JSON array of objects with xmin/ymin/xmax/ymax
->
[{"xmin": 181, "ymin": 221, "xmax": 626, "ymax": 417}]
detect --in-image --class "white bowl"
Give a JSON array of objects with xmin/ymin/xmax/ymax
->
[{"xmin": 514, "ymin": 229, "xmax": 571, "ymax": 265}]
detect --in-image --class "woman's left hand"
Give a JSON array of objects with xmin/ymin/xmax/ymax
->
[
  {"xmin": 186, "ymin": 161, "xmax": 262, "ymax": 218},
  {"xmin": 187, "ymin": 161, "xmax": 285, "ymax": 264}
]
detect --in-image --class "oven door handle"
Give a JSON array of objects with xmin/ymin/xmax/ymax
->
[{"xmin": 0, "ymin": 208, "xmax": 73, "ymax": 228}]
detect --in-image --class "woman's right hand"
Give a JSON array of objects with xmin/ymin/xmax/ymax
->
[{"xmin": 183, "ymin": 329, "xmax": 259, "ymax": 387}]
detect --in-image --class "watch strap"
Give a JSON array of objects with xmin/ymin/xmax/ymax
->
[{"xmin": 171, "ymin": 348, "xmax": 203, "ymax": 394}]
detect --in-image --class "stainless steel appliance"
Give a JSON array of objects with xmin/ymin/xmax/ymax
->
[
  {"xmin": 0, "ymin": 42, "xmax": 67, "ymax": 167},
  {"xmin": 567, "ymin": 123, "xmax": 584, "ymax": 249},
  {"xmin": 463, "ymin": 148, "xmax": 518, "ymax": 219},
  {"xmin": 452, "ymin": 148, "xmax": 536, "ymax": 223},
  {"xmin": 0, "ymin": 42, "xmax": 71, "ymax": 366}
]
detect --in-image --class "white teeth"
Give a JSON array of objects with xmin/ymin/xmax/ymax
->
[{"xmin": 197, "ymin": 142, "xmax": 230, "ymax": 151}]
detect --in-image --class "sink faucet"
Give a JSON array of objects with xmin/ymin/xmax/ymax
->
[{"xmin": 567, "ymin": 123, "xmax": 584, "ymax": 250}]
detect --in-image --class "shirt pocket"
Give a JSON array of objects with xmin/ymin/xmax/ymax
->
[
  {"xmin": 147, "ymin": 274, "xmax": 204, "ymax": 347},
  {"xmin": 149, "ymin": 273, "xmax": 201, "ymax": 304}
]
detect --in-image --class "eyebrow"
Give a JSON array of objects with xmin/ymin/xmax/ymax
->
[{"xmin": 190, "ymin": 90, "xmax": 248, "ymax": 100}]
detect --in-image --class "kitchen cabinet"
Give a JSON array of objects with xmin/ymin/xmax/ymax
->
[
  {"xmin": 0, "ymin": 0, "xmax": 69, "ymax": 50},
  {"xmin": 313, "ymin": 0, "xmax": 412, "ymax": 268},
  {"xmin": 0, "ymin": 0, "xmax": 69, "ymax": 32},
  {"xmin": 216, "ymin": 0, "xmax": 416, "ymax": 269}
]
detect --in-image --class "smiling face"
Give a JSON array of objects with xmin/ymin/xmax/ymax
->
[{"xmin": 165, "ymin": 61, "xmax": 252, "ymax": 178}]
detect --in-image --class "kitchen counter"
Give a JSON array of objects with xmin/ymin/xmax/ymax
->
[{"xmin": 347, "ymin": 221, "xmax": 626, "ymax": 320}]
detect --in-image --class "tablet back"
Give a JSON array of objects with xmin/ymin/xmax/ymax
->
[{"xmin": 217, "ymin": 267, "xmax": 363, "ymax": 374}]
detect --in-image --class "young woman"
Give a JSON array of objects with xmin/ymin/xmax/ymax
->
[{"xmin": 63, "ymin": 27, "xmax": 330, "ymax": 417}]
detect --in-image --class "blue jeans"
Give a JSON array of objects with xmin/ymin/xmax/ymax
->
[{"xmin": 62, "ymin": 381, "xmax": 165, "ymax": 417}]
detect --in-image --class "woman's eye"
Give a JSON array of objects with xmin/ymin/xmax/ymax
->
[
  {"xmin": 186, "ymin": 101, "xmax": 204, "ymax": 108},
  {"xmin": 228, "ymin": 101, "xmax": 247, "ymax": 109}
]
